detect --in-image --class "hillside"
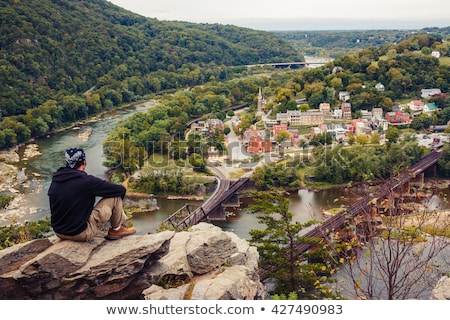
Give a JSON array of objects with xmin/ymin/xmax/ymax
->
[
  {"xmin": 0, "ymin": 0, "xmax": 302, "ymax": 118},
  {"xmin": 276, "ymin": 27, "xmax": 450, "ymax": 58}
]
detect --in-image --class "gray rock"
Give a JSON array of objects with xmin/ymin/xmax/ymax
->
[
  {"xmin": 0, "ymin": 223, "xmax": 264, "ymax": 300},
  {"xmin": 430, "ymin": 276, "xmax": 450, "ymax": 300},
  {"xmin": 190, "ymin": 265, "xmax": 259, "ymax": 300},
  {"xmin": 186, "ymin": 223, "xmax": 238, "ymax": 274}
]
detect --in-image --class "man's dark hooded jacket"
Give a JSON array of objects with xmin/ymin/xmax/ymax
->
[{"xmin": 48, "ymin": 167, "xmax": 126, "ymax": 236}]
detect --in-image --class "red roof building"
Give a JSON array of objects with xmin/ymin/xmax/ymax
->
[
  {"xmin": 385, "ymin": 111, "xmax": 411, "ymax": 125},
  {"xmin": 272, "ymin": 124, "xmax": 288, "ymax": 137}
]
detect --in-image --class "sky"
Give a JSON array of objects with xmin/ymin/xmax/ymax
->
[{"xmin": 107, "ymin": 0, "xmax": 449, "ymax": 31}]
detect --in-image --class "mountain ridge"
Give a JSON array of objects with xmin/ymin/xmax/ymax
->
[{"xmin": 0, "ymin": 0, "xmax": 302, "ymax": 118}]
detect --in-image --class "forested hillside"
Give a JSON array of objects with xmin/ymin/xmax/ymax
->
[
  {"xmin": 276, "ymin": 27, "xmax": 450, "ymax": 58},
  {"xmin": 0, "ymin": 0, "xmax": 302, "ymax": 149}
]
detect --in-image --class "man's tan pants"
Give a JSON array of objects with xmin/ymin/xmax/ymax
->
[{"xmin": 55, "ymin": 196, "xmax": 127, "ymax": 241}]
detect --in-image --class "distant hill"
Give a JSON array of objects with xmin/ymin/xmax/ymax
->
[
  {"xmin": 275, "ymin": 27, "xmax": 450, "ymax": 58},
  {"xmin": 0, "ymin": 0, "xmax": 302, "ymax": 117}
]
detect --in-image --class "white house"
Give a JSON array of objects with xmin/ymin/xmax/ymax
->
[
  {"xmin": 423, "ymin": 103, "xmax": 439, "ymax": 113},
  {"xmin": 408, "ymin": 100, "xmax": 425, "ymax": 115},
  {"xmin": 421, "ymin": 88, "xmax": 442, "ymax": 98},
  {"xmin": 332, "ymin": 109, "xmax": 343, "ymax": 119},
  {"xmin": 431, "ymin": 51, "xmax": 441, "ymax": 58},
  {"xmin": 372, "ymin": 108, "xmax": 383, "ymax": 119},
  {"xmin": 339, "ymin": 91, "xmax": 350, "ymax": 101},
  {"xmin": 375, "ymin": 83, "xmax": 385, "ymax": 91}
]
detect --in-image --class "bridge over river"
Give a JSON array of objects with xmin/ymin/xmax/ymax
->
[
  {"xmin": 290, "ymin": 150, "xmax": 441, "ymax": 254},
  {"xmin": 162, "ymin": 150, "xmax": 441, "ymax": 252}
]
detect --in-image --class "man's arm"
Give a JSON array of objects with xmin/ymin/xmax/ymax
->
[{"xmin": 89, "ymin": 175, "xmax": 126, "ymax": 198}]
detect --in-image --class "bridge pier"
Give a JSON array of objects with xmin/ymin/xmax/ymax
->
[
  {"xmin": 207, "ymin": 195, "xmax": 242, "ymax": 221},
  {"xmin": 207, "ymin": 206, "xmax": 227, "ymax": 220},
  {"xmin": 409, "ymin": 172, "xmax": 425, "ymax": 188}
]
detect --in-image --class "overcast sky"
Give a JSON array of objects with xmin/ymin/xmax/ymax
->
[{"xmin": 108, "ymin": 0, "xmax": 449, "ymax": 31}]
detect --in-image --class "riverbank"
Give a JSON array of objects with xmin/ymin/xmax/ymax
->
[
  {"xmin": 0, "ymin": 99, "xmax": 160, "ymax": 224},
  {"xmin": 0, "ymin": 143, "xmax": 42, "ymax": 192},
  {"xmin": 44, "ymin": 99, "xmax": 159, "ymax": 139}
]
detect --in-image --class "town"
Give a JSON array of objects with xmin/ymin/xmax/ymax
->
[{"xmin": 188, "ymin": 83, "xmax": 448, "ymax": 166}]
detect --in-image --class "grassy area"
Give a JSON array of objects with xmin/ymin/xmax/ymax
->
[
  {"xmin": 439, "ymin": 57, "xmax": 450, "ymax": 67},
  {"xmin": 0, "ymin": 194, "xmax": 15, "ymax": 209},
  {"xmin": 0, "ymin": 217, "xmax": 52, "ymax": 250},
  {"xmin": 388, "ymin": 211, "xmax": 450, "ymax": 239},
  {"xmin": 229, "ymin": 169, "xmax": 246, "ymax": 179},
  {"xmin": 183, "ymin": 174, "xmax": 216, "ymax": 184},
  {"xmin": 146, "ymin": 153, "xmax": 176, "ymax": 168}
]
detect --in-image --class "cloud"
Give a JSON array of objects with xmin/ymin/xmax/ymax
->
[{"xmin": 108, "ymin": 0, "xmax": 450, "ymax": 31}]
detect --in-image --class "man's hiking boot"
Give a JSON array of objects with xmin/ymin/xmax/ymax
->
[{"xmin": 106, "ymin": 225, "xmax": 136, "ymax": 240}]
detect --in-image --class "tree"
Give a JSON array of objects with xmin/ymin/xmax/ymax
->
[
  {"xmin": 299, "ymin": 103, "xmax": 309, "ymax": 112},
  {"xmin": 189, "ymin": 153, "xmax": 206, "ymax": 172},
  {"xmin": 329, "ymin": 77, "xmax": 343, "ymax": 91},
  {"xmin": 102, "ymin": 127, "xmax": 145, "ymax": 175},
  {"xmin": 347, "ymin": 132, "xmax": 356, "ymax": 145},
  {"xmin": 309, "ymin": 132, "xmax": 332, "ymax": 147},
  {"xmin": 385, "ymin": 126, "xmax": 399, "ymax": 145},
  {"xmin": 336, "ymin": 190, "xmax": 450, "ymax": 299},
  {"xmin": 276, "ymin": 130, "xmax": 291, "ymax": 156},
  {"xmin": 356, "ymin": 134, "xmax": 369, "ymax": 145},
  {"xmin": 370, "ymin": 132, "xmax": 380, "ymax": 144},
  {"xmin": 438, "ymin": 143, "xmax": 450, "ymax": 176},
  {"xmin": 248, "ymin": 189, "xmax": 337, "ymax": 299}
]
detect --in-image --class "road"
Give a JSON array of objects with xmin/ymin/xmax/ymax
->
[{"xmin": 225, "ymin": 118, "xmax": 251, "ymax": 162}]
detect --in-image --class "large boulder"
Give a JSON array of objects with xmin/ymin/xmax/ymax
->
[
  {"xmin": 0, "ymin": 223, "xmax": 264, "ymax": 300},
  {"xmin": 430, "ymin": 276, "xmax": 450, "ymax": 300}
]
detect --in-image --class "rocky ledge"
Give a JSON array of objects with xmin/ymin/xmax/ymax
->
[
  {"xmin": 431, "ymin": 276, "xmax": 450, "ymax": 300},
  {"xmin": 0, "ymin": 223, "xmax": 265, "ymax": 299}
]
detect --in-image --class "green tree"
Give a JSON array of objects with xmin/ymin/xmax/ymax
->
[
  {"xmin": 309, "ymin": 132, "xmax": 332, "ymax": 146},
  {"xmin": 276, "ymin": 130, "xmax": 291, "ymax": 145},
  {"xmin": 189, "ymin": 153, "xmax": 206, "ymax": 172},
  {"xmin": 438, "ymin": 143, "xmax": 450, "ymax": 176},
  {"xmin": 103, "ymin": 127, "xmax": 145, "ymax": 175},
  {"xmin": 249, "ymin": 189, "xmax": 336, "ymax": 299},
  {"xmin": 356, "ymin": 134, "xmax": 369, "ymax": 145},
  {"xmin": 299, "ymin": 103, "xmax": 309, "ymax": 112},
  {"xmin": 370, "ymin": 132, "xmax": 380, "ymax": 144},
  {"xmin": 347, "ymin": 132, "xmax": 355, "ymax": 145},
  {"xmin": 385, "ymin": 126, "xmax": 400, "ymax": 145}
]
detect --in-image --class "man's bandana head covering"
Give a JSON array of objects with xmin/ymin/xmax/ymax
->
[{"xmin": 65, "ymin": 147, "xmax": 86, "ymax": 168}]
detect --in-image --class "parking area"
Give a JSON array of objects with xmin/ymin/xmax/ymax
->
[{"xmin": 417, "ymin": 133, "xmax": 449, "ymax": 149}]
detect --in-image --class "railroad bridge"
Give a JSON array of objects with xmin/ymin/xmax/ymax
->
[
  {"xmin": 161, "ymin": 176, "xmax": 252, "ymax": 230},
  {"xmin": 162, "ymin": 151, "xmax": 441, "ymax": 246},
  {"xmin": 290, "ymin": 150, "xmax": 441, "ymax": 255},
  {"xmin": 246, "ymin": 61, "xmax": 327, "ymax": 69}
]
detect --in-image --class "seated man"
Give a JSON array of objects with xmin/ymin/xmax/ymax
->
[{"xmin": 48, "ymin": 147, "xmax": 136, "ymax": 241}]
